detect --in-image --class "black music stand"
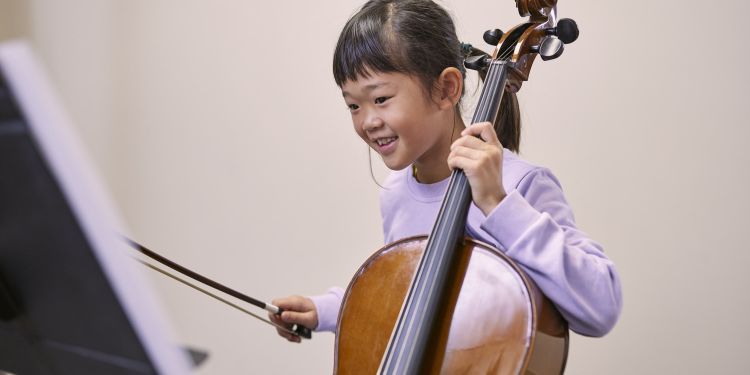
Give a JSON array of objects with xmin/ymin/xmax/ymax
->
[{"xmin": 0, "ymin": 41, "xmax": 195, "ymax": 375}]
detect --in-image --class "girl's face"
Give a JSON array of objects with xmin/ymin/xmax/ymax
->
[{"xmin": 341, "ymin": 71, "xmax": 452, "ymax": 172}]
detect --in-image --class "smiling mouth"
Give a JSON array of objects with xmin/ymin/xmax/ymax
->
[{"xmin": 375, "ymin": 136, "xmax": 398, "ymax": 146}]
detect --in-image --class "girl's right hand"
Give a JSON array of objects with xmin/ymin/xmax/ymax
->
[{"xmin": 269, "ymin": 295, "xmax": 318, "ymax": 343}]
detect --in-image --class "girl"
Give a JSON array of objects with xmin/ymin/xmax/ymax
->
[{"xmin": 271, "ymin": 0, "xmax": 622, "ymax": 344}]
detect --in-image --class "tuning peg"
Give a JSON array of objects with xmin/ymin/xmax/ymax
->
[
  {"xmin": 531, "ymin": 37, "xmax": 564, "ymax": 61},
  {"xmin": 464, "ymin": 54, "xmax": 490, "ymax": 71},
  {"xmin": 546, "ymin": 18, "xmax": 579, "ymax": 44},
  {"xmin": 483, "ymin": 29, "xmax": 504, "ymax": 46}
]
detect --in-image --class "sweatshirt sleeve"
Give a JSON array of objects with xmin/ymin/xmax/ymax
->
[
  {"xmin": 309, "ymin": 287, "xmax": 345, "ymax": 332},
  {"xmin": 480, "ymin": 168, "xmax": 622, "ymax": 337}
]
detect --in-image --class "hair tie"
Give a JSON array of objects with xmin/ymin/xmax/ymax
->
[{"xmin": 459, "ymin": 42, "xmax": 473, "ymax": 56}]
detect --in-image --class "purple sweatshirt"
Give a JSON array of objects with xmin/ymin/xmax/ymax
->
[{"xmin": 311, "ymin": 149, "xmax": 622, "ymax": 337}]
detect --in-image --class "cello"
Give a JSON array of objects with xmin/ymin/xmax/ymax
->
[{"xmin": 335, "ymin": 1, "xmax": 579, "ymax": 373}]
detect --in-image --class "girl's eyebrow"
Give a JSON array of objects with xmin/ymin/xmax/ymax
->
[{"xmin": 342, "ymin": 82, "xmax": 392, "ymax": 97}]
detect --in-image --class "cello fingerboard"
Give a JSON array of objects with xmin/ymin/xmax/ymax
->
[{"xmin": 378, "ymin": 60, "xmax": 510, "ymax": 374}]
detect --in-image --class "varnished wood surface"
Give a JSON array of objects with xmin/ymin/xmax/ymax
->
[{"xmin": 335, "ymin": 236, "xmax": 568, "ymax": 374}]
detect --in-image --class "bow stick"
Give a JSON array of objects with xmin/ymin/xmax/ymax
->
[{"xmin": 124, "ymin": 238, "xmax": 312, "ymax": 339}]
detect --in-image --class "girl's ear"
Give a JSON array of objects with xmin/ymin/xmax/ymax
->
[{"xmin": 435, "ymin": 67, "xmax": 463, "ymax": 110}]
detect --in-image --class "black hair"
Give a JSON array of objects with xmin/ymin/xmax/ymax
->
[{"xmin": 333, "ymin": 0, "xmax": 521, "ymax": 152}]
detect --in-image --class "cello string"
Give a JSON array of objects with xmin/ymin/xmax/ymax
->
[
  {"xmin": 134, "ymin": 257, "xmax": 300, "ymax": 336},
  {"xmin": 472, "ymin": 55, "xmax": 498, "ymax": 124},
  {"xmin": 384, "ymin": 41, "xmax": 517, "ymax": 368},
  {"xmin": 498, "ymin": 42, "xmax": 515, "ymax": 61},
  {"xmin": 426, "ymin": 41, "xmax": 509, "ymax": 284},
  {"xmin": 388, "ymin": 52, "xmax": 508, "ymax": 368},
  {"xmin": 415, "ymin": 46, "xmax": 507, "ymax": 316},
  {"xmin": 476, "ymin": 40, "xmax": 511, "ymax": 123},
  {"xmin": 426, "ymin": 60, "xmax": 503, "ymax": 294}
]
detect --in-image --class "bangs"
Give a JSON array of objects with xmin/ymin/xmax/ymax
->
[{"xmin": 333, "ymin": 7, "xmax": 402, "ymax": 86}]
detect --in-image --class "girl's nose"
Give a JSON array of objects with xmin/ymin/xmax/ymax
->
[{"xmin": 362, "ymin": 113, "xmax": 384, "ymax": 132}]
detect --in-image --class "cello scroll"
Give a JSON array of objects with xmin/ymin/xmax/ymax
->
[{"xmin": 468, "ymin": 0, "xmax": 579, "ymax": 93}]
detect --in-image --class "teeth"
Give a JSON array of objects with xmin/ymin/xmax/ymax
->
[{"xmin": 376, "ymin": 137, "xmax": 396, "ymax": 146}]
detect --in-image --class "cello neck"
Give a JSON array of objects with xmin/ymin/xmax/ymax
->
[
  {"xmin": 470, "ymin": 60, "xmax": 510, "ymax": 125},
  {"xmin": 378, "ymin": 60, "xmax": 510, "ymax": 374}
]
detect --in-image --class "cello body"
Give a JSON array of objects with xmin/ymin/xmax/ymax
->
[{"xmin": 335, "ymin": 236, "xmax": 568, "ymax": 374}]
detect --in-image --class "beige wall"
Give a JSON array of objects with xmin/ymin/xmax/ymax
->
[
  {"xmin": 3, "ymin": 1, "xmax": 749, "ymax": 374},
  {"xmin": 0, "ymin": 0, "xmax": 26, "ymax": 40}
]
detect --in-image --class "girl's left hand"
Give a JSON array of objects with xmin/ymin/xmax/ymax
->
[{"xmin": 447, "ymin": 121, "xmax": 507, "ymax": 216}]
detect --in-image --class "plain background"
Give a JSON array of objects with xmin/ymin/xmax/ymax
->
[{"xmin": 2, "ymin": 0, "xmax": 749, "ymax": 373}]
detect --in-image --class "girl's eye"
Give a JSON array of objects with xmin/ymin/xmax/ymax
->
[
  {"xmin": 347, "ymin": 103, "xmax": 360, "ymax": 111},
  {"xmin": 375, "ymin": 96, "xmax": 390, "ymax": 104}
]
